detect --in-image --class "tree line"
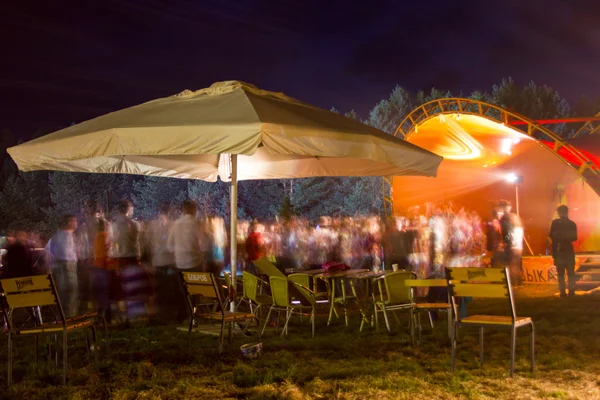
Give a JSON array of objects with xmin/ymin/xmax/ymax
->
[{"xmin": 0, "ymin": 78, "xmax": 597, "ymax": 237}]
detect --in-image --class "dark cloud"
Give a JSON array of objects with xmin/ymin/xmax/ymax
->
[{"xmin": 1, "ymin": 0, "xmax": 600, "ymax": 135}]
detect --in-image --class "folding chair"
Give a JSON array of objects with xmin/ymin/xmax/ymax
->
[
  {"xmin": 180, "ymin": 271, "xmax": 259, "ymax": 353},
  {"xmin": 446, "ymin": 267, "xmax": 534, "ymax": 377},
  {"xmin": 238, "ymin": 271, "xmax": 272, "ymax": 319},
  {"xmin": 1, "ymin": 274, "xmax": 109, "ymax": 385},
  {"xmin": 262, "ymin": 276, "xmax": 318, "ymax": 337},
  {"xmin": 288, "ymin": 273, "xmax": 329, "ymax": 301},
  {"xmin": 372, "ymin": 271, "xmax": 414, "ymax": 332},
  {"xmin": 252, "ymin": 257, "xmax": 286, "ymax": 278},
  {"xmin": 405, "ymin": 279, "xmax": 452, "ymax": 345}
]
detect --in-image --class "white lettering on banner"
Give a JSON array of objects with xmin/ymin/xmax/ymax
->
[{"xmin": 188, "ymin": 274, "xmax": 208, "ymax": 282}]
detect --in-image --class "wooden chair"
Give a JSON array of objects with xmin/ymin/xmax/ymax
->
[
  {"xmin": 405, "ymin": 279, "xmax": 452, "ymax": 345},
  {"xmin": 180, "ymin": 271, "xmax": 259, "ymax": 353},
  {"xmin": 1, "ymin": 274, "xmax": 109, "ymax": 385},
  {"xmin": 446, "ymin": 267, "xmax": 534, "ymax": 377}
]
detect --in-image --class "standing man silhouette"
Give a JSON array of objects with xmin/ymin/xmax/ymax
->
[{"xmin": 549, "ymin": 204, "xmax": 578, "ymax": 298}]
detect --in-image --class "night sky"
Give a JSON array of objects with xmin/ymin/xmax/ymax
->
[{"xmin": 1, "ymin": 0, "xmax": 599, "ymax": 136}]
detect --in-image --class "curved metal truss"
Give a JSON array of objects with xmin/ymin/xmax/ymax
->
[
  {"xmin": 382, "ymin": 98, "xmax": 600, "ymax": 218},
  {"xmin": 573, "ymin": 112, "xmax": 600, "ymax": 138}
]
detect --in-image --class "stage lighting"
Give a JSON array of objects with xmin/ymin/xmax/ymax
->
[{"xmin": 505, "ymin": 173, "xmax": 523, "ymax": 184}]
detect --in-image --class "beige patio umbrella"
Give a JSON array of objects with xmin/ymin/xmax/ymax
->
[{"xmin": 8, "ymin": 80, "xmax": 442, "ymax": 297}]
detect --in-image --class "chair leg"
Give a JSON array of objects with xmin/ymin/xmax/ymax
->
[
  {"xmin": 447, "ymin": 309, "xmax": 452, "ymax": 341},
  {"xmin": 410, "ymin": 309, "xmax": 415, "ymax": 346},
  {"xmin": 382, "ymin": 306, "xmax": 392, "ymax": 332},
  {"xmin": 219, "ymin": 319, "xmax": 225, "ymax": 354},
  {"xmin": 417, "ymin": 312, "xmax": 423, "ymax": 343},
  {"xmin": 282, "ymin": 308, "xmax": 293, "ymax": 336},
  {"xmin": 34, "ymin": 335, "xmax": 39, "ymax": 363},
  {"xmin": 8, "ymin": 333, "xmax": 13, "ymax": 385},
  {"xmin": 479, "ymin": 327, "xmax": 484, "ymax": 366},
  {"xmin": 530, "ymin": 323, "xmax": 535, "ymax": 373},
  {"xmin": 90, "ymin": 326, "xmax": 99, "ymax": 368},
  {"xmin": 450, "ymin": 321, "xmax": 457, "ymax": 373},
  {"xmin": 311, "ymin": 308, "xmax": 315, "ymax": 338},
  {"xmin": 62, "ymin": 330, "xmax": 68, "ymax": 385},
  {"xmin": 428, "ymin": 312, "xmax": 434, "ymax": 329},
  {"xmin": 327, "ymin": 284, "xmax": 336, "ymax": 326},
  {"xmin": 374, "ymin": 303, "xmax": 379, "ymax": 331},
  {"xmin": 100, "ymin": 315, "xmax": 111, "ymax": 359},
  {"xmin": 228, "ymin": 321, "xmax": 233, "ymax": 345},
  {"xmin": 261, "ymin": 307, "xmax": 273, "ymax": 336},
  {"xmin": 510, "ymin": 326, "xmax": 516, "ymax": 377}
]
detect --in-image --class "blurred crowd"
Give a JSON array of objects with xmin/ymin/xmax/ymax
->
[{"xmin": 0, "ymin": 197, "xmax": 521, "ymax": 324}]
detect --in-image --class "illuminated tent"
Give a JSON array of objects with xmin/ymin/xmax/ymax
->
[
  {"xmin": 391, "ymin": 98, "xmax": 600, "ymax": 255},
  {"xmin": 7, "ymin": 80, "xmax": 442, "ymax": 292}
]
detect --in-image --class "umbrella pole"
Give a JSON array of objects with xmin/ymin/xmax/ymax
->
[{"xmin": 230, "ymin": 154, "xmax": 238, "ymax": 311}]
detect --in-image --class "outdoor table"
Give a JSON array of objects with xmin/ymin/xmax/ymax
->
[
  {"xmin": 312, "ymin": 269, "xmax": 370, "ymax": 327},
  {"xmin": 351, "ymin": 270, "xmax": 412, "ymax": 331}
]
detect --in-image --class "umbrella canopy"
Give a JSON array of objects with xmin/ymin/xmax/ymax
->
[
  {"xmin": 8, "ymin": 80, "xmax": 442, "ymax": 302},
  {"xmin": 8, "ymin": 81, "xmax": 441, "ymax": 180}
]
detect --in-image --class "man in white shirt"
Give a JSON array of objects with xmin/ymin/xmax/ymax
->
[
  {"xmin": 168, "ymin": 200, "xmax": 207, "ymax": 272},
  {"xmin": 49, "ymin": 215, "xmax": 79, "ymax": 317}
]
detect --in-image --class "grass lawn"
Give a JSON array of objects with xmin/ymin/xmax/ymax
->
[{"xmin": 1, "ymin": 286, "xmax": 600, "ymax": 399}]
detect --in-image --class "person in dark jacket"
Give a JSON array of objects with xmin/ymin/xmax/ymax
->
[
  {"xmin": 549, "ymin": 204, "xmax": 578, "ymax": 298},
  {"xmin": 2, "ymin": 230, "xmax": 35, "ymax": 279}
]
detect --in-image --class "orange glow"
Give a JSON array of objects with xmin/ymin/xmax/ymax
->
[{"xmin": 394, "ymin": 113, "xmax": 600, "ymax": 254}]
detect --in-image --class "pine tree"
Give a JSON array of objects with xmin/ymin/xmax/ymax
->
[
  {"xmin": 367, "ymin": 85, "xmax": 413, "ymax": 134},
  {"xmin": 0, "ymin": 172, "xmax": 49, "ymax": 234},
  {"xmin": 131, "ymin": 176, "xmax": 187, "ymax": 220}
]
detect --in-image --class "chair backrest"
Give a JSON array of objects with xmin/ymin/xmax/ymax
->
[
  {"xmin": 287, "ymin": 274, "xmax": 317, "ymax": 306},
  {"xmin": 252, "ymin": 257, "xmax": 286, "ymax": 278},
  {"xmin": 180, "ymin": 272, "xmax": 225, "ymax": 313},
  {"xmin": 404, "ymin": 279, "xmax": 448, "ymax": 300},
  {"xmin": 269, "ymin": 276, "xmax": 291, "ymax": 307},
  {"xmin": 0, "ymin": 274, "xmax": 65, "ymax": 328},
  {"xmin": 288, "ymin": 273, "xmax": 310, "ymax": 289},
  {"xmin": 242, "ymin": 271, "xmax": 260, "ymax": 301},
  {"xmin": 380, "ymin": 271, "xmax": 413, "ymax": 304},
  {"xmin": 446, "ymin": 267, "xmax": 515, "ymax": 321}
]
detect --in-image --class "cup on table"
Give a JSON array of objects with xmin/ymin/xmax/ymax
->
[{"xmin": 392, "ymin": 263, "xmax": 399, "ymax": 272}]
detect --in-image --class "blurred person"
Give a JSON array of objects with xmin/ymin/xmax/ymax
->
[
  {"xmin": 384, "ymin": 218, "xmax": 410, "ymax": 271},
  {"xmin": 206, "ymin": 216, "xmax": 227, "ymax": 275},
  {"xmin": 90, "ymin": 218, "xmax": 112, "ymax": 322},
  {"xmin": 148, "ymin": 202, "xmax": 178, "ymax": 321},
  {"xmin": 110, "ymin": 199, "xmax": 148, "ymax": 321},
  {"xmin": 486, "ymin": 206, "xmax": 504, "ymax": 267},
  {"xmin": 76, "ymin": 200, "xmax": 105, "ymax": 311},
  {"xmin": 2, "ymin": 229, "xmax": 35, "ymax": 279},
  {"xmin": 549, "ymin": 204, "xmax": 578, "ymax": 298},
  {"xmin": 49, "ymin": 215, "xmax": 79, "ymax": 317},
  {"xmin": 246, "ymin": 221, "xmax": 265, "ymax": 272},
  {"xmin": 168, "ymin": 199, "xmax": 207, "ymax": 272},
  {"xmin": 498, "ymin": 200, "xmax": 523, "ymax": 285}
]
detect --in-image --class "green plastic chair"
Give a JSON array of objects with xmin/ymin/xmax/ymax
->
[
  {"xmin": 252, "ymin": 257, "xmax": 286, "ymax": 278},
  {"xmin": 372, "ymin": 271, "xmax": 414, "ymax": 332},
  {"xmin": 288, "ymin": 273, "xmax": 329, "ymax": 301},
  {"xmin": 238, "ymin": 271, "xmax": 272, "ymax": 318},
  {"xmin": 261, "ymin": 276, "xmax": 317, "ymax": 337}
]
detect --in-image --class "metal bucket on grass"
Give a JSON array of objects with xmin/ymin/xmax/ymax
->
[{"xmin": 240, "ymin": 342, "xmax": 262, "ymax": 359}]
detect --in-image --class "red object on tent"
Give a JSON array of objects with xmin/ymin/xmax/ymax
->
[{"xmin": 540, "ymin": 140, "xmax": 600, "ymax": 169}]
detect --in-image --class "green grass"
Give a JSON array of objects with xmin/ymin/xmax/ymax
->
[{"xmin": 2, "ymin": 287, "xmax": 600, "ymax": 399}]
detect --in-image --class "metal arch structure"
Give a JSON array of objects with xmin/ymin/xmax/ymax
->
[
  {"xmin": 381, "ymin": 98, "xmax": 600, "ymax": 219},
  {"xmin": 573, "ymin": 112, "xmax": 600, "ymax": 138}
]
